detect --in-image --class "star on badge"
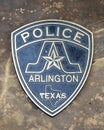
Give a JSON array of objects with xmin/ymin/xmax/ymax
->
[{"xmin": 43, "ymin": 43, "xmax": 64, "ymax": 70}]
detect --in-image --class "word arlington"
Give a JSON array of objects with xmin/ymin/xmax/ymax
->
[{"xmin": 29, "ymin": 74, "xmax": 79, "ymax": 83}]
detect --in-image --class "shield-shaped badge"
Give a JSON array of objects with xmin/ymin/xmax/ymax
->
[{"xmin": 11, "ymin": 20, "xmax": 93, "ymax": 116}]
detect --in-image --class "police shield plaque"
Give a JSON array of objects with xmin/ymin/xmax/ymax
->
[{"xmin": 11, "ymin": 20, "xmax": 93, "ymax": 116}]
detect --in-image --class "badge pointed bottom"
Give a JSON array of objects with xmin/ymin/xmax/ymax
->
[{"xmin": 11, "ymin": 19, "xmax": 93, "ymax": 116}]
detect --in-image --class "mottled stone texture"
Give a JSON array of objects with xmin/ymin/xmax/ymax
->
[{"xmin": 0, "ymin": 0, "xmax": 104, "ymax": 130}]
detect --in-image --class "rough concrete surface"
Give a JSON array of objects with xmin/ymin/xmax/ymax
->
[{"xmin": 0, "ymin": 0, "xmax": 104, "ymax": 130}]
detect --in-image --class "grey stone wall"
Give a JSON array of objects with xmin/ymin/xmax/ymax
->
[{"xmin": 0, "ymin": 0, "xmax": 104, "ymax": 130}]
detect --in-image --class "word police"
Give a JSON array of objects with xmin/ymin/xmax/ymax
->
[{"xmin": 21, "ymin": 26, "xmax": 85, "ymax": 44}]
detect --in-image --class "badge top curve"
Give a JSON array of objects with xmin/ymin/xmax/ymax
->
[{"xmin": 11, "ymin": 19, "xmax": 93, "ymax": 117}]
